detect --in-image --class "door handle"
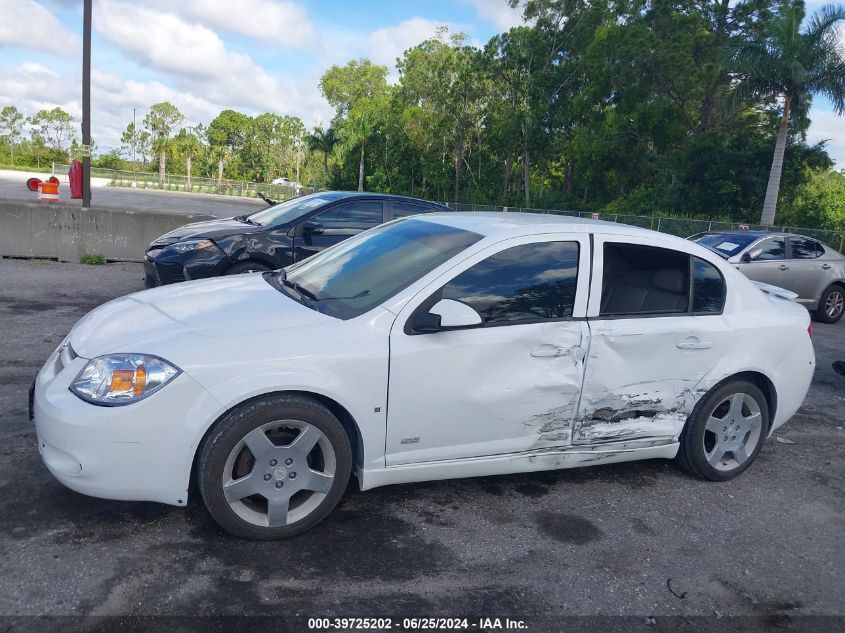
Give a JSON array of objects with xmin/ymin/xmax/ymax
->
[
  {"xmin": 778, "ymin": 264, "xmax": 789, "ymax": 271},
  {"xmin": 821, "ymin": 264, "xmax": 831, "ymax": 270},
  {"xmin": 676, "ymin": 337, "xmax": 713, "ymax": 350},
  {"xmin": 530, "ymin": 345, "xmax": 584, "ymax": 359}
]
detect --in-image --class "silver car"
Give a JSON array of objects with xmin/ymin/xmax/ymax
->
[{"xmin": 690, "ymin": 231, "xmax": 845, "ymax": 323}]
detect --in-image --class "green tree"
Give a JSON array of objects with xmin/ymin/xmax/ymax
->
[
  {"xmin": 0, "ymin": 106, "xmax": 25, "ymax": 165},
  {"xmin": 30, "ymin": 107, "xmax": 75, "ymax": 152},
  {"xmin": 308, "ymin": 126, "xmax": 336, "ymax": 182},
  {"xmin": 143, "ymin": 102, "xmax": 184, "ymax": 184},
  {"xmin": 731, "ymin": 0, "xmax": 845, "ymax": 225},
  {"xmin": 398, "ymin": 30, "xmax": 485, "ymax": 202},
  {"xmin": 207, "ymin": 109, "xmax": 251, "ymax": 186},
  {"xmin": 320, "ymin": 59, "xmax": 389, "ymax": 191}
]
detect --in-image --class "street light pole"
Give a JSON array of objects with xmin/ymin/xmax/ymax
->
[
  {"xmin": 81, "ymin": 0, "xmax": 92, "ymax": 208},
  {"xmin": 132, "ymin": 108, "xmax": 136, "ymax": 165}
]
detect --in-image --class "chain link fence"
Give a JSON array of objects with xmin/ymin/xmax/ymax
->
[{"xmin": 444, "ymin": 203, "xmax": 845, "ymax": 252}]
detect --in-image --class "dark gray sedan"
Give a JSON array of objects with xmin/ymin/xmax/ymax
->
[{"xmin": 690, "ymin": 231, "xmax": 845, "ymax": 323}]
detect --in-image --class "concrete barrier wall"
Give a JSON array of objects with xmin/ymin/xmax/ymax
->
[{"xmin": 0, "ymin": 200, "xmax": 213, "ymax": 263}]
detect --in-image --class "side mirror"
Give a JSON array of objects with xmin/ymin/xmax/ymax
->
[
  {"xmin": 302, "ymin": 221, "xmax": 324, "ymax": 235},
  {"xmin": 429, "ymin": 299, "xmax": 482, "ymax": 328},
  {"xmin": 745, "ymin": 247, "xmax": 763, "ymax": 262}
]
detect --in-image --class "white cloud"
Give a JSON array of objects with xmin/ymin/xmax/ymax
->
[
  {"xmin": 463, "ymin": 0, "xmax": 524, "ymax": 31},
  {"xmin": 807, "ymin": 107, "xmax": 845, "ymax": 168},
  {"xmin": 0, "ymin": 0, "xmax": 79, "ymax": 56},
  {"xmin": 180, "ymin": 0, "xmax": 315, "ymax": 46},
  {"xmin": 93, "ymin": 1, "xmax": 330, "ymax": 125},
  {"xmin": 366, "ymin": 17, "xmax": 447, "ymax": 71}
]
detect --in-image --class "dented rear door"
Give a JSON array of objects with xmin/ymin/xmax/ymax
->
[{"xmin": 574, "ymin": 234, "xmax": 732, "ymax": 445}]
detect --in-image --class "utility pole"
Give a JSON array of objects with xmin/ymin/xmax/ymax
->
[
  {"xmin": 186, "ymin": 125, "xmax": 193, "ymax": 191},
  {"xmin": 81, "ymin": 0, "xmax": 92, "ymax": 208}
]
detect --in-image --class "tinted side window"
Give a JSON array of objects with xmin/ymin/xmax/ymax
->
[
  {"xmin": 601, "ymin": 243, "xmax": 690, "ymax": 316},
  {"xmin": 441, "ymin": 241, "xmax": 579, "ymax": 325},
  {"xmin": 317, "ymin": 200, "xmax": 383, "ymax": 229},
  {"xmin": 692, "ymin": 257, "xmax": 725, "ymax": 313},
  {"xmin": 755, "ymin": 238, "xmax": 785, "ymax": 261},
  {"xmin": 790, "ymin": 237, "xmax": 821, "ymax": 259},
  {"xmin": 394, "ymin": 201, "xmax": 439, "ymax": 218}
]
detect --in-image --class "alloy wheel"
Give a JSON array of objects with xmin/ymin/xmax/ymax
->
[
  {"xmin": 826, "ymin": 290, "xmax": 844, "ymax": 319},
  {"xmin": 703, "ymin": 392, "xmax": 763, "ymax": 472},
  {"xmin": 222, "ymin": 420, "xmax": 336, "ymax": 527}
]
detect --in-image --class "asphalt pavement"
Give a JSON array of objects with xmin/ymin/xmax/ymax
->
[{"xmin": 0, "ymin": 258, "xmax": 843, "ymax": 630}]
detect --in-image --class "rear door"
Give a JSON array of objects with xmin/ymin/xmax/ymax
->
[
  {"xmin": 292, "ymin": 199, "xmax": 386, "ymax": 261},
  {"xmin": 787, "ymin": 236, "xmax": 829, "ymax": 304},
  {"xmin": 575, "ymin": 235, "xmax": 732, "ymax": 444}
]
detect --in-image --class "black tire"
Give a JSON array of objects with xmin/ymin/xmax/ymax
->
[
  {"xmin": 677, "ymin": 380, "xmax": 769, "ymax": 481},
  {"xmin": 225, "ymin": 261, "xmax": 272, "ymax": 275},
  {"xmin": 197, "ymin": 394, "xmax": 352, "ymax": 540},
  {"xmin": 815, "ymin": 284, "xmax": 844, "ymax": 324}
]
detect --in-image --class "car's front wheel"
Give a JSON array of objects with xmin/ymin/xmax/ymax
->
[
  {"xmin": 816, "ymin": 284, "xmax": 844, "ymax": 324},
  {"xmin": 677, "ymin": 380, "xmax": 770, "ymax": 481},
  {"xmin": 225, "ymin": 261, "xmax": 272, "ymax": 275},
  {"xmin": 197, "ymin": 395, "xmax": 352, "ymax": 540}
]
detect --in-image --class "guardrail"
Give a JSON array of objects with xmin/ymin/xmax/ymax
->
[
  {"xmin": 53, "ymin": 164, "xmax": 318, "ymax": 201},
  {"xmin": 444, "ymin": 203, "xmax": 845, "ymax": 252}
]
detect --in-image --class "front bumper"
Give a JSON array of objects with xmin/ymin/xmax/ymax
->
[
  {"xmin": 144, "ymin": 247, "xmax": 229, "ymax": 287},
  {"xmin": 32, "ymin": 346, "xmax": 223, "ymax": 506}
]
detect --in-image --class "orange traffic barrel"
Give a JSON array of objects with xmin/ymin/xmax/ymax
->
[{"xmin": 38, "ymin": 181, "xmax": 59, "ymax": 201}]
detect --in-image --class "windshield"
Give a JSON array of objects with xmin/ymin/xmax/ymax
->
[
  {"xmin": 690, "ymin": 233, "xmax": 759, "ymax": 258},
  {"xmin": 277, "ymin": 219, "xmax": 483, "ymax": 319},
  {"xmin": 248, "ymin": 193, "xmax": 341, "ymax": 227}
]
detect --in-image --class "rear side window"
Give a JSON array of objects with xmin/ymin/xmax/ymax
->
[
  {"xmin": 441, "ymin": 241, "xmax": 579, "ymax": 325},
  {"xmin": 317, "ymin": 200, "xmax": 383, "ymax": 230},
  {"xmin": 394, "ymin": 201, "xmax": 440, "ymax": 218},
  {"xmin": 790, "ymin": 237, "xmax": 822, "ymax": 259},
  {"xmin": 692, "ymin": 257, "xmax": 725, "ymax": 313},
  {"xmin": 601, "ymin": 243, "xmax": 690, "ymax": 316},
  {"xmin": 755, "ymin": 238, "xmax": 785, "ymax": 260}
]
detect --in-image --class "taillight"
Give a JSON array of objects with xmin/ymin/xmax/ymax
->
[{"xmin": 808, "ymin": 324, "xmax": 813, "ymax": 337}]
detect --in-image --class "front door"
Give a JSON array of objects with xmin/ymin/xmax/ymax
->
[
  {"xmin": 736, "ymin": 236, "xmax": 789, "ymax": 289},
  {"xmin": 575, "ymin": 236, "xmax": 733, "ymax": 444},
  {"xmin": 386, "ymin": 234, "xmax": 591, "ymax": 466},
  {"xmin": 292, "ymin": 199, "xmax": 385, "ymax": 261}
]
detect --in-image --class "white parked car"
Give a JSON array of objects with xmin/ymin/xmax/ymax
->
[
  {"xmin": 32, "ymin": 214, "xmax": 815, "ymax": 539},
  {"xmin": 270, "ymin": 177, "xmax": 302, "ymax": 192}
]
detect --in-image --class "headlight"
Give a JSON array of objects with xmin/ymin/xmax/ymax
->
[
  {"xmin": 166, "ymin": 239, "xmax": 217, "ymax": 254},
  {"xmin": 70, "ymin": 354, "xmax": 180, "ymax": 406}
]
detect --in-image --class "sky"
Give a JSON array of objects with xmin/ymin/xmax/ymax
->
[{"xmin": 0, "ymin": 0, "xmax": 842, "ymax": 166}]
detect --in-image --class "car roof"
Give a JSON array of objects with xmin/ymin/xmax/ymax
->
[
  {"xmin": 413, "ymin": 211, "xmax": 693, "ymax": 243},
  {"xmin": 318, "ymin": 191, "xmax": 451, "ymax": 209},
  {"xmin": 697, "ymin": 230, "xmax": 803, "ymax": 239}
]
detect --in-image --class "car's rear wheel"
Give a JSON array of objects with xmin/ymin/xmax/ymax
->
[
  {"xmin": 816, "ymin": 284, "xmax": 844, "ymax": 324},
  {"xmin": 677, "ymin": 380, "xmax": 769, "ymax": 481},
  {"xmin": 225, "ymin": 261, "xmax": 272, "ymax": 275},
  {"xmin": 197, "ymin": 395, "xmax": 352, "ymax": 540}
]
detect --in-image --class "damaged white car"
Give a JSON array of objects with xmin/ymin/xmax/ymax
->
[{"xmin": 32, "ymin": 213, "xmax": 815, "ymax": 539}]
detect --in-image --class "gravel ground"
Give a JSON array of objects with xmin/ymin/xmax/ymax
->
[{"xmin": 0, "ymin": 257, "xmax": 843, "ymax": 630}]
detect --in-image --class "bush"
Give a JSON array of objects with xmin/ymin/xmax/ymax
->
[{"xmin": 80, "ymin": 253, "xmax": 107, "ymax": 265}]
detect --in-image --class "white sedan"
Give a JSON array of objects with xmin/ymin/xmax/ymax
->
[{"xmin": 32, "ymin": 214, "xmax": 815, "ymax": 539}]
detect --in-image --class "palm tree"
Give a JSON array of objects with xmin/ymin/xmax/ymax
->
[
  {"xmin": 307, "ymin": 126, "xmax": 336, "ymax": 181},
  {"xmin": 731, "ymin": 1, "xmax": 845, "ymax": 225}
]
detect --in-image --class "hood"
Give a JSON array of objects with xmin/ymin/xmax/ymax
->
[
  {"xmin": 68, "ymin": 274, "xmax": 331, "ymax": 358},
  {"xmin": 150, "ymin": 218, "xmax": 263, "ymax": 246}
]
